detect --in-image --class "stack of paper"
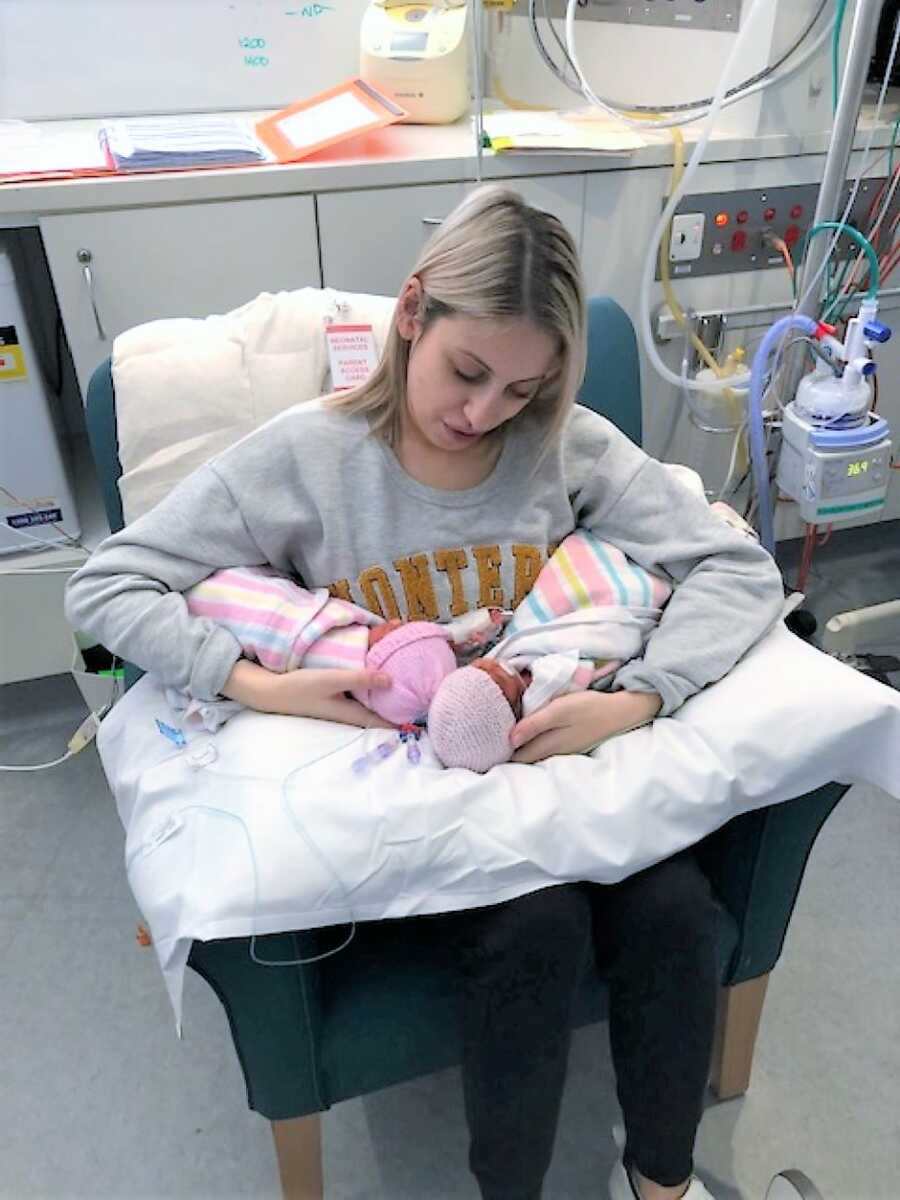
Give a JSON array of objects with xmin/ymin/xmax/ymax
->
[
  {"xmin": 483, "ymin": 109, "xmax": 646, "ymax": 156},
  {"xmin": 99, "ymin": 115, "xmax": 268, "ymax": 171},
  {"xmin": 0, "ymin": 122, "xmax": 110, "ymax": 180}
]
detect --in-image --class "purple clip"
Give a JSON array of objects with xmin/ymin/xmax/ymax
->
[{"xmin": 352, "ymin": 735, "xmax": 400, "ymax": 775}]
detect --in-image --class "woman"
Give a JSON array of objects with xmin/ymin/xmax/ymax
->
[{"xmin": 66, "ymin": 185, "xmax": 785, "ymax": 1199}]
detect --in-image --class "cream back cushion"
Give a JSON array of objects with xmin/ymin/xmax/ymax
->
[{"xmin": 112, "ymin": 288, "xmax": 395, "ymax": 525}]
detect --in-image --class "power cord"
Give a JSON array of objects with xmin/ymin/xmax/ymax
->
[{"xmin": 0, "ymin": 704, "xmax": 107, "ymax": 773}]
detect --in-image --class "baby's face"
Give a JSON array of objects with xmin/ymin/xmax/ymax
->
[{"xmin": 472, "ymin": 659, "xmax": 525, "ymax": 714}]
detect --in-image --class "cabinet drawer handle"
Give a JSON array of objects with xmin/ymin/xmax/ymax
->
[
  {"xmin": 421, "ymin": 217, "xmax": 443, "ymax": 226},
  {"xmin": 76, "ymin": 248, "xmax": 107, "ymax": 341}
]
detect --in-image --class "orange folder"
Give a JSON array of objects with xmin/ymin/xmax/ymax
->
[{"xmin": 255, "ymin": 77, "xmax": 408, "ymax": 164}]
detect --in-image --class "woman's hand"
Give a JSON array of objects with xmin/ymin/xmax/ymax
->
[
  {"xmin": 509, "ymin": 690, "xmax": 662, "ymax": 765},
  {"xmin": 222, "ymin": 659, "xmax": 395, "ymax": 727}
]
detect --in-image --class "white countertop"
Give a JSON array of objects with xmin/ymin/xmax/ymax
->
[{"xmin": 2, "ymin": 105, "xmax": 898, "ymax": 222}]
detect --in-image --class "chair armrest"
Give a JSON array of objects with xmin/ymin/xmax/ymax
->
[
  {"xmin": 188, "ymin": 929, "xmax": 329, "ymax": 1120},
  {"xmin": 85, "ymin": 359, "xmax": 125, "ymax": 535},
  {"xmin": 696, "ymin": 782, "xmax": 850, "ymax": 986}
]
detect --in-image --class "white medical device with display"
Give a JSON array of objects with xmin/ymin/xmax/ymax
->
[
  {"xmin": 360, "ymin": 0, "xmax": 469, "ymax": 125},
  {"xmin": 0, "ymin": 248, "xmax": 79, "ymax": 555},
  {"xmin": 776, "ymin": 303, "xmax": 894, "ymax": 525}
]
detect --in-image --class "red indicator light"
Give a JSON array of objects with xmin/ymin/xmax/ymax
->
[
  {"xmin": 785, "ymin": 225, "xmax": 801, "ymax": 247},
  {"xmin": 714, "ymin": 212, "xmax": 729, "ymax": 228},
  {"xmin": 736, "ymin": 210, "xmax": 749, "ymax": 224},
  {"xmin": 790, "ymin": 204, "xmax": 803, "ymax": 219},
  {"xmin": 763, "ymin": 207, "xmax": 776, "ymax": 222},
  {"xmin": 731, "ymin": 231, "xmax": 747, "ymax": 251}
]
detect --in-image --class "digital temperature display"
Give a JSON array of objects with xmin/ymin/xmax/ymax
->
[{"xmin": 847, "ymin": 460, "xmax": 870, "ymax": 477}]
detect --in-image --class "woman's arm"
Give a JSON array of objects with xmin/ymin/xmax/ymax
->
[
  {"xmin": 66, "ymin": 464, "xmax": 267, "ymax": 700},
  {"xmin": 574, "ymin": 451, "xmax": 785, "ymax": 717},
  {"xmin": 222, "ymin": 659, "xmax": 394, "ymax": 726},
  {"xmin": 510, "ymin": 689, "xmax": 662, "ymax": 764}
]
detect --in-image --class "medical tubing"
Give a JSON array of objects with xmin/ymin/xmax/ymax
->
[
  {"xmin": 889, "ymin": 113, "xmax": 900, "ymax": 177},
  {"xmin": 755, "ymin": 12, "xmax": 900, "ymax": 416},
  {"xmin": 563, "ymin": 0, "xmax": 832, "ymax": 131},
  {"xmin": 134, "ymin": 726, "xmax": 374, "ymax": 970},
  {"xmin": 129, "ymin": 801, "xmax": 356, "ymax": 967},
  {"xmin": 660, "ymin": 130, "xmax": 726, "ymax": 378},
  {"xmin": 716, "ymin": 421, "xmax": 751, "ymax": 503},
  {"xmin": 529, "ymin": 0, "xmax": 578, "ymax": 92},
  {"xmin": 749, "ymin": 315, "xmax": 818, "ymax": 555},
  {"xmin": 637, "ymin": 0, "xmax": 772, "ymax": 395},
  {"xmin": 829, "ymin": 162, "xmax": 900, "ymax": 310},
  {"xmin": 540, "ymin": 0, "xmax": 578, "ymax": 83},
  {"xmin": 679, "ymin": 330, "xmax": 743, "ymax": 434},
  {"xmin": 833, "ymin": 0, "xmax": 849, "ymax": 114},
  {"xmin": 762, "ymin": 11, "xmax": 900, "ymax": 422},
  {"xmin": 792, "ymin": 11, "xmax": 900, "ymax": 322},
  {"xmin": 799, "ymin": 222, "xmax": 880, "ymax": 301}
]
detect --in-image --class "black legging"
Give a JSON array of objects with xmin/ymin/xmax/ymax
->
[{"xmin": 436, "ymin": 848, "xmax": 722, "ymax": 1199}]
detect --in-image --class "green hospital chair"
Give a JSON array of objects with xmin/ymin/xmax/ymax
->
[{"xmin": 83, "ymin": 295, "xmax": 849, "ymax": 1198}]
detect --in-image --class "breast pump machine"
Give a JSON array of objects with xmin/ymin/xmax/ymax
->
[{"xmin": 360, "ymin": 0, "xmax": 470, "ymax": 123}]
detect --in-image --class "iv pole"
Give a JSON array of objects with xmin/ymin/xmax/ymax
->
[{"xmin": 785, "ymin": 0, "xmax": 888, "ymax": 395}]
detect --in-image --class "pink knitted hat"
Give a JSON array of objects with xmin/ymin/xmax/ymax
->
[
  {"xmin": 352, "ymin": 622, "xmax": 457, "ymax": 725},
  {"xmin": 428, "ymin": 665, "xmax": 516, "ymax": 773}
]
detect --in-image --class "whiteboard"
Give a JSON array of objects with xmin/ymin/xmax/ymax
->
[{"xmin": 0, "ymin": 0, "xmax": 370, "ymax": 121}]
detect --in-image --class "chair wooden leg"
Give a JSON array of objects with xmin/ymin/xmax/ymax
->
[
  {"xmin": 271, "ymin": 1114, "xmax": 324, "ymax": 1200},
  {"xmin": 709, "ymin": 973, "xmax": 770, "ymax": 1101}
]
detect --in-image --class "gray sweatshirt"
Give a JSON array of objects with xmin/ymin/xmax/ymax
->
[{"xmin": 65, "ymin": 400, "xmax": 785, "ymax": 717}]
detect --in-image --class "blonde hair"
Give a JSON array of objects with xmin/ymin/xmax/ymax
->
[{"xmin": 326, "ymin": 184, "xmax": 587, "ymax": 459}]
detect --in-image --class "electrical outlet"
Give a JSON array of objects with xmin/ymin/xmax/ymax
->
[{"xmin": 670, "ymin": 213, "xmax": 706, "ymax": 262}]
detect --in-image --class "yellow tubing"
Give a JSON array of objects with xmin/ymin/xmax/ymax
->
[
  {"xmin": 491, "ymin": 76, "xmax": 554, "ymax": 112},
  {"xmin": 660, "ymin": 130, "xmax": 746, "ymax": 436},
  {"xmin": 659, "ymin": 130, "xmax": 723, "ymax": 376}
]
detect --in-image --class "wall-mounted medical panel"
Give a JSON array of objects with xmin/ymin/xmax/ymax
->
[
  {"xmin": 661, "ymin": 178, "xmax": 900, "ymax": 278},
  {"xmin": 524, "ymin": 0, "xmax": 742, "ymax": 33}
]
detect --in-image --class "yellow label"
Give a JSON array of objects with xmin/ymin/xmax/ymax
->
[{"xmin": 0, "ymin": 343, "xmax": 27, "ymax": 382}]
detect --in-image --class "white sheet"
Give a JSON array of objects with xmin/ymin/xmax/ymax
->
[{"xmin": 96, "ymin": 616, "xmax": 900, "ymax": 1032}]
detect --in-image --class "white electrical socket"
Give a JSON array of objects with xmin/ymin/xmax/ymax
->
[{"xmin": 670, "ymin": 213, "xmax": 706, "ymax": 262}]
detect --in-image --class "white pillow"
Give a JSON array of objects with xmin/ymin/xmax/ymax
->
[
  {"xmin": 112, "ymin": 288, "xmax": 395, "ymax": 523},
  {"xmin": 96, "ymin": 617, "xmax": 900, "ymax": 1031}
]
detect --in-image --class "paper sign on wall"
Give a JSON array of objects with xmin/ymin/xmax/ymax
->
[{"xmin": 325, "ymin": 324, "xmax": 377, "ymax": 391}]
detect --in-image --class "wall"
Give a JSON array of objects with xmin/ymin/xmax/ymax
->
[{"xmin": 0, "ymin": 0, "xmax": 368, "ymax": 120}]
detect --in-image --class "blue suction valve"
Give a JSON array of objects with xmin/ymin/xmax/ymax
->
[
  {"xmin": 860, "ymin": 360, "xmax": 877, "ymax": 377},
  {"xmin": 863, "ymin": 320, "xmax": 891, "ymax": 343}
]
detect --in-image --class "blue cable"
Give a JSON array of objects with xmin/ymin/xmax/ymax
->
[{"xmin": 748, "ymin": 315, "xmax": 818, "ymax": 555}]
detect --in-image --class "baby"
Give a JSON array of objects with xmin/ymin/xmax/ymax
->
[
  {"xmin": 427, "ymin": 529, "xmax": 672, "ymax": 770},
  {"xmin": 176, "ymin": 568, "xmax": 505, "ymax": 731},
  {"xmin": 176, "ymin": 529, "xmax": 672, "ymax": 772}
]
